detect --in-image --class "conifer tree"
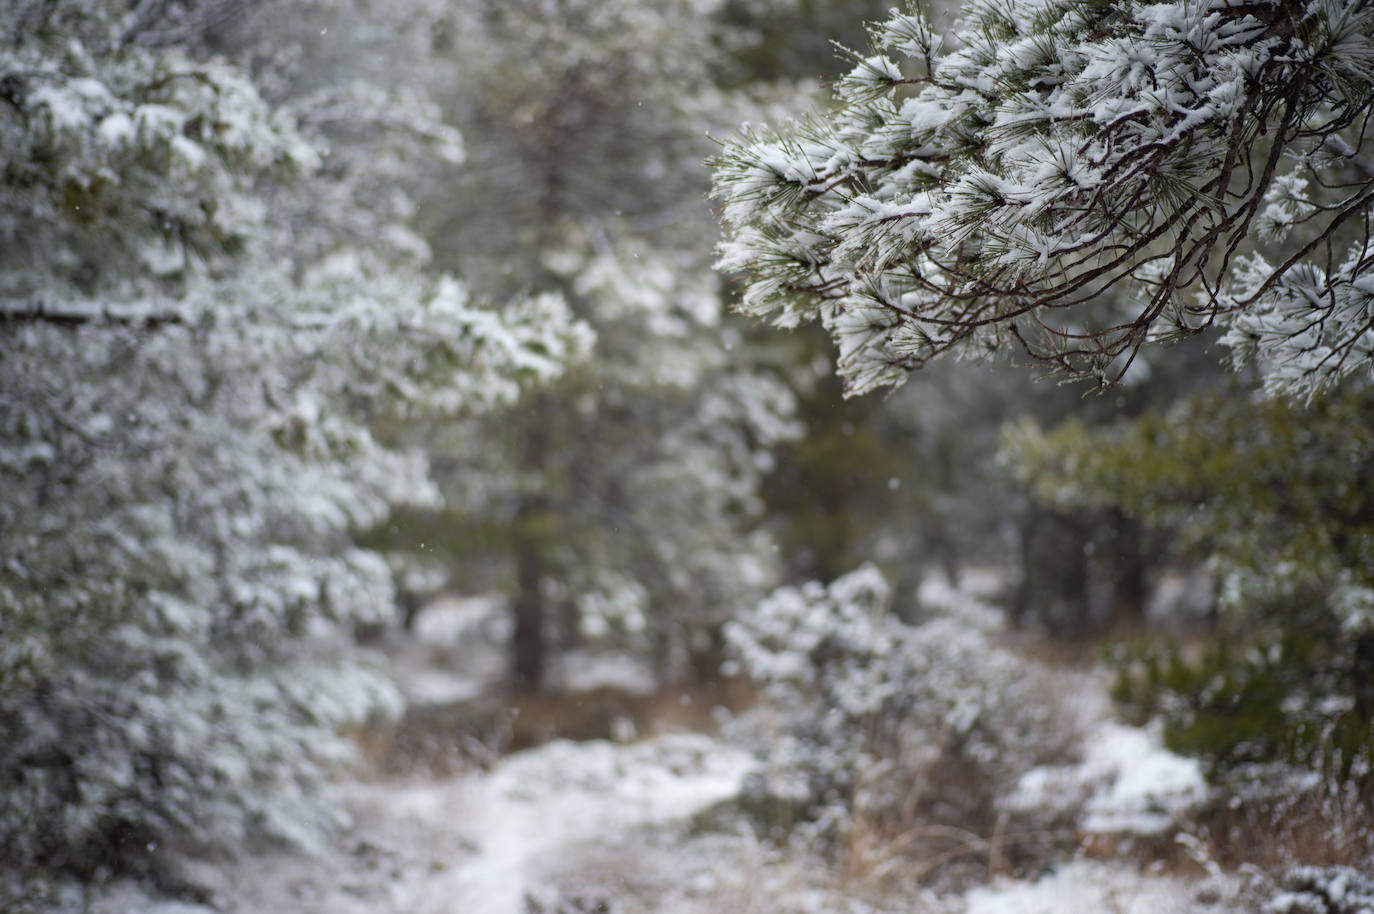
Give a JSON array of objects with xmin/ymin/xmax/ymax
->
[
  {"xmin": 0, "ymin": 0, "xmax": 587, "ymax": 890},
  {"xmin": 415, "ymin": 0, "xmax": 802, "ymax": 690},
  {"xmin": 711, "ymin": 0, "xmax": 1374, "ymax": 398}
]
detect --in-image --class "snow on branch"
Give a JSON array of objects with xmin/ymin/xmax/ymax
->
[
  {"xmin": 0, "ymin": 298, "xmax": 186, "ymax": 328},
  {"xmin": 710, "ymin": 0, "xmax": 1374, "ymax": 398}
]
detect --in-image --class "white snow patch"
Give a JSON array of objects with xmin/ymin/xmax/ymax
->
[
  {"xmin": 412, "ymin": 594, "xmax": 503, "ymax": 645},
  {"xmin": 1008, "ymin": 720, "xmax": 1208, "ymax": 835},
  {"xmin": 962, "ymin": 860, "xmax": 1201, "ymax": 914},
  {"xmin": 917, "ymin": 572, "xmax": 1006, "ymax": 632},
  {"xmin": 553, "ymin": 649, "xmax": 658, "ymax": 695},
  {"xmin": 387, "ymin": 594, "xmax": 507, "ymax": 702},
  {"xmin": 392, "ymin": 667, "xmax": 484, "ymax": 705},
  {"xmin": 1080, "ymin": 722, "xmax": 1208, "ymax": 834},
  {"xmin": 370, "ymin": 733, "xmax": 754, "ymax": 914}
]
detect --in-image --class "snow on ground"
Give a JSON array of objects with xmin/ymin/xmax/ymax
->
[
  {"xmin": 1078, "ymin": 722, "xmax": 1209, "ymax": 835},
  {"xmin": 87, "ymin": 722, "xmax": 1235, "ymax": 914},
  {"xmin": 408, "ymin": 734, "xmax": 754, "ymax": 914},
  {"xmin": 391, "ymin": 666, "xmax": 487, "ymax": 705},
  {"xmin": 80, "ymin": 582, "xmax": 1245, "ymax": 914},
  {"xmin": 552, "ymin": 649, "xmax": 658, "ymax": 694},
  {"xmin": 80, "ymin": 732, "xmax": 1239, "ymax": 914},
  {"xmin": 961, "ymin": 860, "xmax": 1219, "ymax": 914},
  {"xmin": 411, "ymin": 595, "xmax": 507, "ymax": 647},
  {"xmin": 388, "ymin": 596, "xmax": 659, "ymax": 704},
  {"xmin": 90, "ymin": 733, "xmax": 757, "ymax": 914},
  {"xmin": 1008, "ymin": 718, "xmax": 1209, "ymax": 836}
]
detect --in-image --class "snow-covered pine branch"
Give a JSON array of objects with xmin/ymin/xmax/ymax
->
[{"xmin": 710, "ymin": 0, "xmax": 1374, "ymax": 398}]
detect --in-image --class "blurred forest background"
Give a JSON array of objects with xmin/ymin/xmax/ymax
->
[{"xmin": 2, "ymin": 0, "xmax": 1373, "ymax": 911}]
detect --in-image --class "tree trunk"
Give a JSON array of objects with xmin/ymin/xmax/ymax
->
[
  {"xmin": 1108, "ymin": 512, "xmax": 1148, "ymax": 628},
  {"xmin": 510, "ymin": 395, "xmax": 554, "ymax": 692},
  {"xmin": 510, "ymin": 520, "xmax": 547, "ymax": 691}
]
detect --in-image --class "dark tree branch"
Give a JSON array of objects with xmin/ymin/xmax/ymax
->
[{"xmin": 1, "ymin": 301, "xmax": 185, "ymax": 329}]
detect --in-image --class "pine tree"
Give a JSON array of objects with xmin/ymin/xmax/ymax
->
[
  {"xmin": 710, "ymin": 0, "xmax": 1374, "ymax": 398},
  {"xmin": 410, "ymin": 0, "xmax": 802, "ymax": 690},
  {"xmin": 0, "ymin": 0, "xmax": 587, "ymax": 890}
]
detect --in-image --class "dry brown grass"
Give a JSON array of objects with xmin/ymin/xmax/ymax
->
[
  {"xmin": 828, "ymin": 661, "xmax": 1095, "ymax": 894},
  {"xmin": 1180, "ymin": 783, "xmax": 1374, "ymax": 873},
  {"xmin": 843, "ymin": 816, "xmax": 1078, "ymax": 893},
  {"xmin": 841, "ymin": 781, "xmax": 1373, "ymax": 902}
]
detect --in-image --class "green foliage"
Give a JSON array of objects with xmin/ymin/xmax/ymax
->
[
  {"xmin": 1007, "ymin": 384, "xmax": 1374, "ymax": 612},
  {"xmin": 763, "ymin": 329, "xmax": 1091, "ymax": 598},
  {"xmin": 760, "ymin": 336, "xmax": 912, "ymax": 582},
  {"xmin": 1012, "ymin": 382, "xmax": 1374, "ymax": 790},
  {"xmin": 1112, "ymin": 627, "xmax": 1374, "ymax": 791}
]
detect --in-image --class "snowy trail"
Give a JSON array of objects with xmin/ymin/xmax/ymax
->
[
  {"xmin": 327, "ymin": 735, "xmax": 756, "ymax": 914},
  {"xmin": 88, "ymin": 659, "xmax": 1245, "ymax": 914},
  {"xmin": 963, "ymin": 861, "xmax": 1214, "ymax": 914},
  {"xmin": 88, "ymin": 723, "xmax": 1246, "ymax": 914},
  {"xmin": 83, "ymin": 730, "xmax": 758, "ymax": 914}
]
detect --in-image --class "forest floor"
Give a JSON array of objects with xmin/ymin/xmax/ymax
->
[
  {"xmin": 83, "ymin": 587, "xmax": 1279, "ymax": 914},
  {"xmin": 88, "ymin": 731, "xmax": 1242, "ymax": 914}
]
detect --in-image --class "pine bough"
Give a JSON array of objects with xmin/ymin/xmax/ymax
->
[{"xmin": 711, "ymin": 0, "xmax": 1374, "ymax": 398}]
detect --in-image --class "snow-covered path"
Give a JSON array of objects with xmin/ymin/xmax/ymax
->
[
  {"xmin": 369, "ymin": 735, "xmax": 753, "ymax": 914},
  {"xmin": 183, "ymin": 733, "xmax": 756, "ymax": 914},
  {"xmin": 85, "ymin": 722, "xmax": 1256, "ymax": 914},
  {"xmin": 83, "ymin": 624, "xmax": 1254, "ymax": 914}
]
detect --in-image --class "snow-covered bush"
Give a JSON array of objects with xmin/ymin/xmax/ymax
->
[
  {"xmin": 1265, "ymin": 866, "xmax": 1374, "ymax": 914},
  {"xmin": 725, "ymin": 567, "xmax": 1073, "ymax": 856}
]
